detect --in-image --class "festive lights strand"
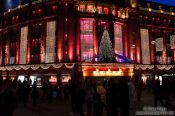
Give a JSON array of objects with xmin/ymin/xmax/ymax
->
[
  {"xmin": 52, "ymin": 64, "xmax": 63, "ymax": 69},
  {"xmin": 140, "ymin": 29, "xmax": 151, "ymax": 64},
  {"xmin": 45, "ymin": 21, "xmax": 56, "ymax": 63},
  {"xmin": 19, "ymin": 26, "xmax": 28, "ymax": 64},
  {"xmin": 65, "ymin": 63, "xmax": 75, "ymax": 69},
  {"xmin": 98, "ymin": 28, "xmax": 114, "ymax": 62}
]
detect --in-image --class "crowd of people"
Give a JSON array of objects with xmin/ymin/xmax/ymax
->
[
  {"xmin": 66, "ymin": 77, "xmax": 140, "ymax": 116},
  {"xmin": 0, "ymin": 78, "xmax": 42, "ymax": 116},
  {"xmin": 0, "ymin": 75, "xmax": 175, "ymax": 116}
]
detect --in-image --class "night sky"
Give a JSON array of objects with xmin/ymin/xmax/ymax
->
[
  {"xmin": 5, "ymin": 0, "xmax": 20, "ymax": 11},
  {"xmin": 146, "ymin": 0, "xmax": 175, "ymax": 6},
  {"xmin": 3, "ymin": 0, "xmax": 175, "ymax": 12}
]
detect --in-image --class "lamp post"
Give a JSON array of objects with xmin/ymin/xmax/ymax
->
[
  {"xmin": 151, "ymin": 40, "xmax": 156, "ymax": 79},
  {"xmin": 132, "ymin": 44, "xmax": 136, "ymax": 77}
]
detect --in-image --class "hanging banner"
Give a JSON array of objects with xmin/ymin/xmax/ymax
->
[
  {"xmin": 170, "ymin": 35, "xmax": 175, "ymax": 49},
  {"xmin": 114, "ymin": 23, "xmax": 123, "ymax": 55},
  {"xmin": 45, "ymin": 21, "xmax": 56, "ymax": 63},
  {"xmin": 140, "ymin": 29, "xmax": 150, "ymax": 64},
  {"xmin": 19, "ymin": 26, "xmax": 28, "ymax": 64},
  {"xmin": 156, "ymin": 37, "xmax": 163, "ymax": 52}
]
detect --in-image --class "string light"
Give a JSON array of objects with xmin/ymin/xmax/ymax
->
[{"xmin": 45, "ymin": 21, "xmax": 56, "ymax": 63}]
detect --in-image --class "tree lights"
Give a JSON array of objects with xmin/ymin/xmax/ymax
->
[{"xmin": 98, "ymin": 28, "xmax": 114, "ymax": 62}]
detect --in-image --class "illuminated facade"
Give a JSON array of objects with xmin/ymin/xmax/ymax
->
[{"xmin": 0, "ymin": 0, "xmax": 175, "ymax": 83}]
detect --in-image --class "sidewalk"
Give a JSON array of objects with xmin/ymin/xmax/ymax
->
[{"xmin": 13, "ymin": 90, "xmax": 175, "ymax": 116}]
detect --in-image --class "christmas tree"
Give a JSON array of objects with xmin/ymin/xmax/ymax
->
[{"xmin": 98, "ymin": 27, "xmax": 114, "ymax": 62}]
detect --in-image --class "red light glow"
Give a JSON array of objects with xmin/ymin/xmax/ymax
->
[
  {"xmin": 68, "ymin": 35, "xmax": 74, "ymax": 61},
  {"xmin": 16, "ymin": 42, "xmax": 19, "ymax": 64},
  {"xmin": 104, "ymin": 8, "xmax": 109, "ymax": 14},
  {"xmin": 57, "ymin": 36, "xmax": 63, "ymax": 62},
  {"xmin": 27, "ymin": 41, "xmax": 30, "ymax": 64}
]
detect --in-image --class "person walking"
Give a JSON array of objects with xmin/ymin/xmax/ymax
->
[
  {"xmin": 153, "ymin": 78, "xmax": 164, "ymax": 107},
  {"xmin": 31, "ymin": 81, "xmax": 39, "ymax": 107},
  {"xmin": 84, "ymin": 80, "xmax": 95, "ymax": 116}
]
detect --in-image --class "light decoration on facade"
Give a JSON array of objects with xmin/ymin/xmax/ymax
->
[
  {"xmin": 92, "ymin": 68, "xmax": 132, "ymax": 77},
  {"xmin": 170, "ymin": 7, "xmax": 174, "ymax": 15},
  {"xmin": 0, "ymin": 45, "xmax": 1, "ymax": 65},
  {"xmin": 57, "ymin": 31, "xmax": 63, "ymax": 62},
  {"xmin": 19, "ymin": 26, "xmax": 28, "ymax": 64},
  {"xmin": 40, "ymin": 39, "xmax": 45, "ymax": 63},
  {"xmin": 65, "ymin": 63, "xmax": 75, "ymax": 69},
  {"xmin": 79, "ymin": 4, "xmax": 85, "ymax": 12},
  {"xmin": 82, "ymin": 63, "xmax": 134, "ymax": 77},
  {"xmin": 130, "ymin": 0, "xmax": 137, "ymax": 8},
  {"xmin": 170, "ymin": 35, "xmax": 175, "ymax": 63},
  {"xmin": 139, "ymin": 5, "xmax": 174, "ymax": 16},
  {"xmin": 140, "ymin": 28, "xmax": 150, "ymax": 64},
  {"xmin": 155, "ymin": 37, "xmax": 164, "ymax": 64},
  {"xmin": 135, "ymin": 64, "xmax": 174, "ymax": 71},
  {"xmin": 18, "ymin": 5, "xmax": 21, "ymax": 9},
  {"xmin": 98, "ymin": 28, "xmax": 114, "ymax": 62},
  {"xmin": 148, "ymin": 8, "xmax": 152, "ymax": 12},
  {"xmin": 45, "ymin": 21, "xmax": 56, "ymax": 63},
  {"xmin": 147, "ymin": 3, "xmax": 152, "ymax": 12},
  {"xmin": 67, "ymin": 27, "xmax": 74, "ymax": 61},
  {"xmin": 104, "ymin": 7, "xmax": 109, "ymax": 14},
  {"xmin": 3, "ymin": 77, "xmax": 6, "ymax": 80},
  {"xmin": 112, "ymin": 6, "xmax": 116, "ymax": 16},
  {"xmin": 117, "ymin": 8, "xmax": 129, "ymax": 19},
  {"xmin": 97, "ymin": 6, "xmax": 102, "ymax": 14},
  {"xmin": 160, "ymin": 10, "xmax": 164, "ymax": 13},
  {"xmin": 68, "ymin": 42, "xmax": 74, "ymax": 62},
  {"xmin": 52, "ymin": 5, "xmax": 57, "ymax": 11},
  {"xmin": 30, "ymin": 65, "xmax": 40, "ymax": 70},
  {"xmin": 156, "ymin": 37, "xmax": 163, "ymax": 52},
  {"xmin": 170, "ymin": 35, "xmax": 175, "ymax": 49},
  {"xmin": 40, "ymin": 64, "xmax": 50, "ymax": 69},
  {"xmin": 52, "ymin": 63, "xmax": 63, "ymax": 69},
  {"xmin": 4, "ymin": 44, "xmax": 9, "ymax": 65},
  {"xmin": 158, "ymin": 5, "xmax": 164, "ymax": 13},
  {"xmin": 49, "ymin": 76, "xmax": 57, "ymax": 83},
  {"xmin": 0, "ymin": 63, "xmax": 76, "ymax": 71},
  {"xmin": 8, "ymin": 9, "xmax": 11, "ymax": 12},
  {"xmin": 16, "ymin": 41, "xmax": 19, "ymax": 64},
  {"xmin": 86, "ymin": 4, "xmax": 95, "ymax": 13}
]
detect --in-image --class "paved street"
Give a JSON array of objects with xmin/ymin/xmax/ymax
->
[{"xmin": 14, "ymin": 90, "xmax": 175, "ymax": 116}]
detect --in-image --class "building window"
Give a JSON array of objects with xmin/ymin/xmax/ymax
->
[
  {"xmin": 10, "ymin": 43, "xmax": 16, "ymax": 64},
  {"xmin": 112, "ymin": 9, "xmax": 116, "ymax": 16},
  {"xmin": 79, "ymin": 4, "xmax": 85, "ymax": 12},
  {"xmin": 4, "ymin": 44, "xmax": 9, "ymax": 65},
  {"xmin": 114, "ymin": 23, "xmax": 123, "ymax": 56},
  {"xmin": 97, "ymin": 6, "xmax": 102, "ymax": 14},
  {"xmin": 30, "ymin": 23, "xmax": 43, "ymax": 64},
  {"xmin": 80, "ymin": 18, "xmax": 94, "ymax": 62},
  {"xmin": 104, "ymin": 7, "xmax": 109, "ymax": 14},
  {"xmin": 86, "ymin": 4, "xmax": 95, "ymax": 13},
  {"xmin": 9, "ymin": 28, "xmax": 18, "ymax": 65}
]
